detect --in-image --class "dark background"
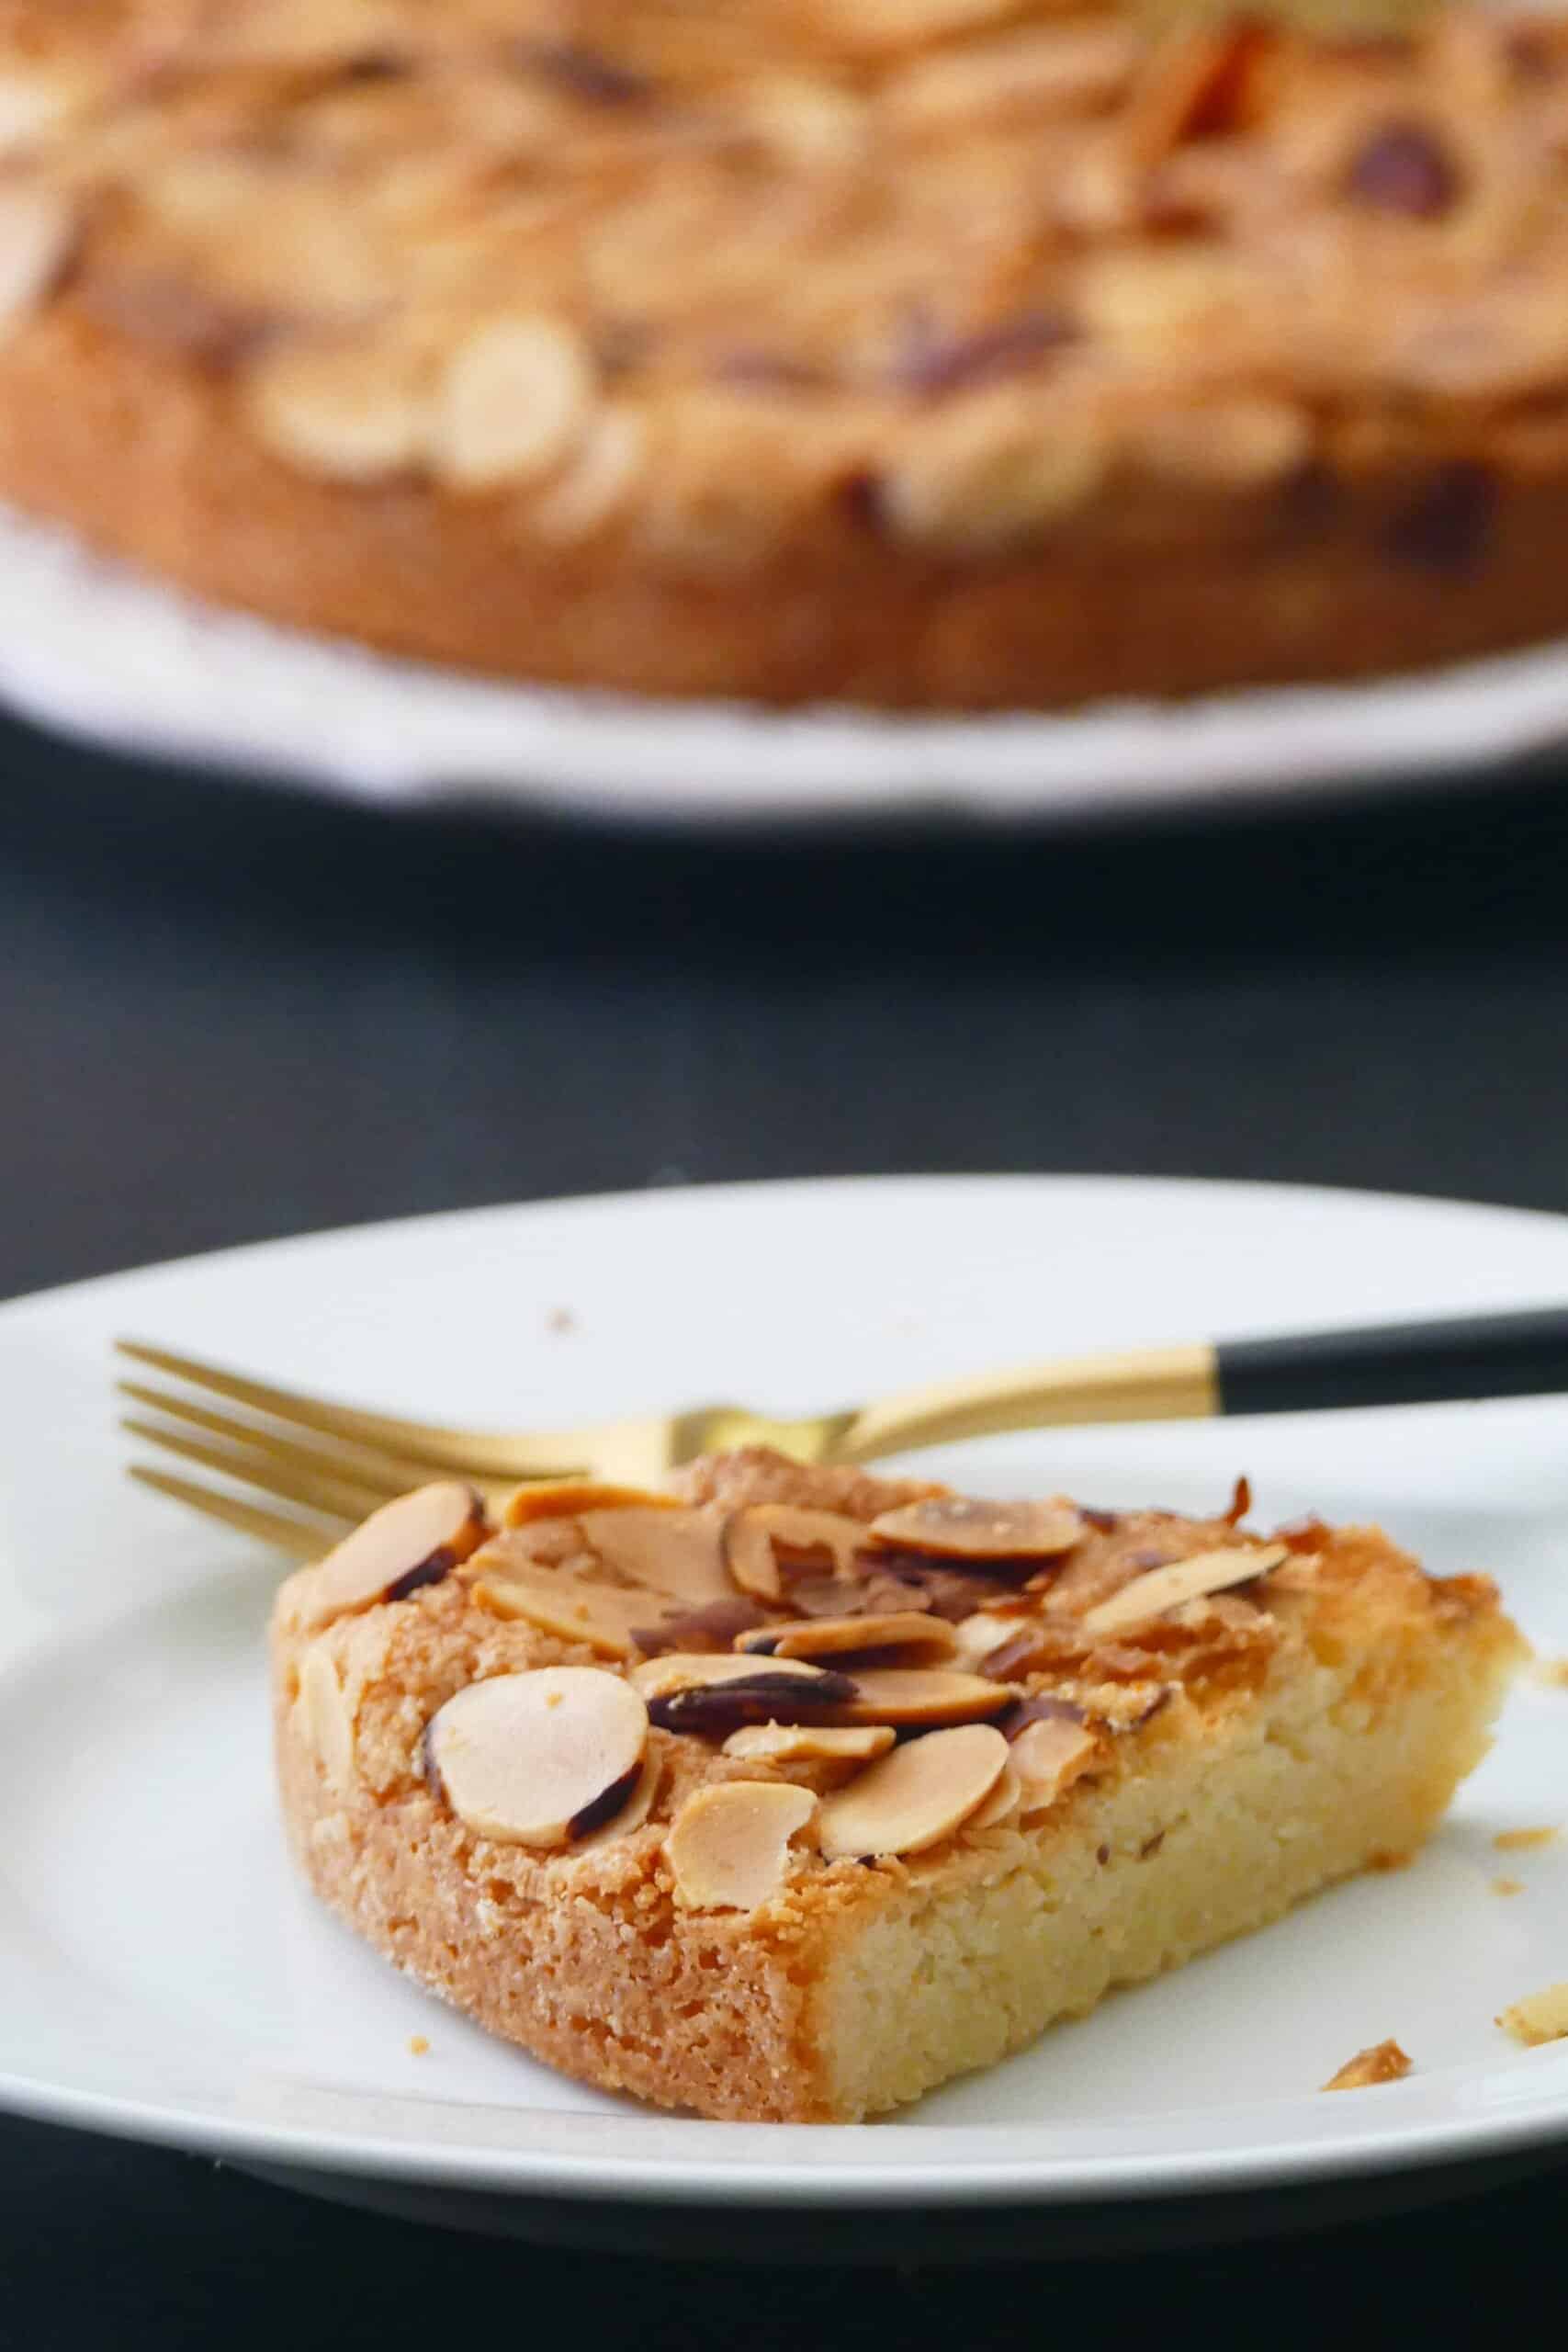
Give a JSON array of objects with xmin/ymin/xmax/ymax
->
[{"xmin": 4, "ymin": 712, "xmax": 1567, "ymax": 2344}]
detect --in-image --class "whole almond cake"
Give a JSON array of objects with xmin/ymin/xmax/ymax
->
[
  {"xmin": 4, "ymin": 3, "xmax": 1568, "ymax": 708},
  {"xmin": 272, "ymin": 1450, "xmax": 1524, "ymax": 2120}
]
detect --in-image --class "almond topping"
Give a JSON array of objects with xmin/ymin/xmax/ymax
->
[
  {"xmin": 434, "ymin": 315, "xmax": 594, "ymax": 492},
  {"xmin": 664, "ymin": 1781, "xmax": 817, "ymax": 1911},
  {"xmin": 1009, "ymin": 1714, "xmax": 1100, "ymax": 1814},
  {"xmin": 243, "ymin": 342, "xmax": 431, "ymax": 483},
  {"xmin": 818, "ymin": 1724, "xmax": 1010, "ymax": 1860},
  {"xmin": 503, "ymin": 1480, "xmax": 675, "ymax": 1528},
  {"xmin": 721, "ymin": 1504, "xmax": 869, "ymax": 1600},
  {"xmin": 836, "ymin": 1666, "xmax": 1013, "ymax": 1728},
  {"xmin": 964, "ymin": 1761, "xmax": 1021, "ymax": 1829},
  {"xmin": 552, "ymin": 1751, "xmax": 663, "ymax": 1860},
  {"xmin": 1080, "ymin": 1543, "xmax": 1287, "ymax": 1635},
  {"xmin": 294, "ymin": 1481, "xmax": 487, "ymax": 1633},
  {"xmin": 722, "ymin": 1723, "xmax": 896, "ymax": 1765},
  {"xmin": 470, "ymin": 1571, "xmax": 664, "ymax": 1660},
  {"xmin": 296, "ymin": 1644, "xmax": 354, "ymax": 1793},
  {"xmin": 735, "ymin": 1611, "xmax": 957, "ymax": 1666},
  {"xmin": 577, "ymin": 1508, "xmax": 733, "ymax": 1606},
  {"xmin": 630, "ymin": 1651, "xmax": 831, "ymax": 1702},
  {"xmin": 425, "ymin": 1668, "xmax": 648, "ymax": 1849},
  {"xmin": 0, "ymin": 186, "xmax": 73, "ymax": 337},
  {"xmin": 869, "ymin": 1497, "xmax": 1082, "ymax": 1561},
  {"xmin": 952, "ymin": 1610, "xmax": 1030, "ymax": 1668}
]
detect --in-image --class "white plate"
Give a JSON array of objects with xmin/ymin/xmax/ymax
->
[
  {"xmin": 3, "ymin": 1175, "xmax": 1568, "ymax": 2252},
  {"xmin": 5, "ymin": 506, "xmax": 1568, "ymax": 828}
]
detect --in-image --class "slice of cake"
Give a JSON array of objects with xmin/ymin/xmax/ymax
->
[{"xmin": 271, "ymin": 1450, "xmax": 1524, "ymax": 2121}]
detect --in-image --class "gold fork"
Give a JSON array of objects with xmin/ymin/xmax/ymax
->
[
  {"xmin": 117, "ymin": 1332, "xmax": 1217, "ymax": 1559},
  {"xmin": 119, "ymin": 1303, "xmax": 1568, "ymax": 1560}
]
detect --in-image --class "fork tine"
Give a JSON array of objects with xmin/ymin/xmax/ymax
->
[
  {"xmin": 128, "ymin": 1464, "xmax": 341, "ymax": 1560},
  {"xmin": 117, "ymin": 1378, "xmax": 432, "ymax": 1501},
  {"xmin": 116, "ymin": 1339, "xmax": 592, "ymax": 1480},
  {"xmin": 122, "ymin": 1414, "xmax": 400, "ymax": 1525}
]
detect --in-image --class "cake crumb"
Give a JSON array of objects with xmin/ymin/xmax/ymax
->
[
  {"xmin": 1497, "ymin": 1984, "xmax": 1568, "ymax": 2047},
  {"xmin": 1532, "ymin": 1656, "xmax": 1568, "ymax": 1689},
  {"xmin": 408, "ymin": 2034, "xmax": 430, "ymax": 2056},
  {"xmin": 1492, "ymin": 1876, "xmax": 1525, "ymax": 1897},
  {"xmin": 1322, "ymin": 2039, "xmax": 1413, "ymax": 2091},
  {"xmin": 546, "ymin": 1306, "xmax": 576, "ymax": 1336},
  {"xmin": 1494, "ymin": 1826, "xmax": 1560, "ymax": 1851}
]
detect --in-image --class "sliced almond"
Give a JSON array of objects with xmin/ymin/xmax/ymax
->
[
  {"xmin": 720, "ymin": 1504, "xmax": 868, "ymax": 1601},
  {"xmin": 502, "ymin": 1480, "xmax": 675, "ymax": 1529},
  {"xmin": 424, "ymin": 1667, "xmax": 648, "ymax": 1849},
  {"xmin": 964, "ymin": 1762, "xmax": 1021, "ymax": 1830},
  {"xmin": 952, "ymin": 1610, "xmax": 1029, "ymax": 1669},
  {"xmin": 470, "ymin": 1572, "xmax": 662, "ymax": 1661},
  {"xmin": 818, "ymin": 1724, "xmax": 1010, "ymax": 1860},
  {"xmin": 1081, "ymin": 1543, "xmax": 1287, "ymax": 1635},
  {"xmin": 434, "ymin": 315, "xmax": 594, "ymax": 492},
  {"xmin": 243, "ymin": 341, "xmax": 431, "ymax": 483},
  {"xmin": 578, "ymin": 1509, "xmax": 733, "ymax": 1607},
  {"xmin": 295, "ymin": 1481, "xmax": 487, "ymax": 1633},
  {"xmin": 869, "ymin": 1497, "xmax": 1082, "ymax": 1560},
  {"xmin": 664, "ymin": 1781, "xmax": 818, "ymax": 1911},
  {"xmin": 836, "ymin": 1667, "xmax": 1012, "ymax": 1729},
  {"xmin": 735, "ymin": 1611, "xmax": 957, "ymax": 1666},
  {"xmin": 0, "ymin": 186, "xmax": 73, "ymax": 338},
  {"xmin": 1009, "ymin": 1715, "xmax": 1100, "ymax": 1815},
  {"xmin": 296, "ymin": 1644, "xmax": 354, "ymax": 1794},
  {"xmin": 554, "ymin": 1751, "xmax": 663, "ymax": 1860},
  {"xmin": 723, "ymin": 1723, "xmax": 896, "ymax": 1766},
  {"xmin": 630, "ymin": 1651, "xmax": 830, "ymax": 1702}
]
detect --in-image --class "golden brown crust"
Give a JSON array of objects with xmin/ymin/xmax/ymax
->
[
  {"xmin": 6, "ymin": 6, "xmax": 1568, "ymax": 707},
  {"xmin": 271, "ymin": 1451, "xmax": 1526, "ymax": 2120}
]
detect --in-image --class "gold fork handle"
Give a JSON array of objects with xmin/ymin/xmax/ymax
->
[{"xmin": 830, "ymin": 1342, "xmax": 1219, "ymax": 1463}]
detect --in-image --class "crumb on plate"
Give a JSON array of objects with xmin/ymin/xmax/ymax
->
[
  {"xmin": 1322, "ymin": 2039, "xmax": 1413, "ymax": 2091},
  {"xmin": 1494, "ymin": 1826, "xmax": 1560, "ymax": 1851},
  {"xmin": 1492, "ymin": 1876, "xmax": 1525, "ymax": 1897},
  {"xmin": 1497, "ymin": 1984, "xmax": 1568, "ymax": 2048}
]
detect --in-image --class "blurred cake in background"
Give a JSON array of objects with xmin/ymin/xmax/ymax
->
[{"xmin": 1, "ymin": 1, "xmax": 1566, "ymax": 710}]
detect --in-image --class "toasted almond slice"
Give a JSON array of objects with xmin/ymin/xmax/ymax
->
[
  {"xmin": 470, "ymin": 1572, "xmax": 661, "ymax": 1660},
  {"xmin": 1081, "ymin": 1543, "xmax": 1287, "ymax": 1635},
  {"xmin": 664, "ymin": 1781, "xmax": 818, "ymax": 1911},
  {"xmin": 579, "ymin": 1509, "xmax": 733, "ymax": 1607},
  {"xmin": 735, "ymin": 1611, "xmax": 957, "ymax": 1665},
  {"xmin": 295, "ymin": 1481, "xmax": 487, "ymax": 1633},
  {"xmin": 296, "ymin": 1644, "xmax": 354, "ymax": 1793},
  {"xmin": 434, "ymin": 315, "xmax": 594, "ymax": 491},
  {"xmin": 836, "ymin": 1666, "xmax": 1012, "ymax": 1728},
  {"xmin": 502, "ymin": 1480, "xmax": 675, "ymax": 1529},
  {"xmin": 630, "ymin": 1651, "xmax": 830, "ymax": 1702},
  {"xmin": 243, "ymin": 341, "xmax": 430, "ymax": 483},
  {"xmin": 868, "ymin": 1497, "xmax": 1082, "ymax": 1561},
  {"xmin": 723, "ymin": 1723, "xmax": 896, "ymax": 1765},
  {"xmin": 951, "ymin": 1610, "xmax": 1028, "ymax": 1669},
  {"xmin": 554, "ymin": 1751, "xmax": 663, "ymax": 1860},
  {"xmin": 721, "ymin": 1504, "xmax": 868, "ymax": 1601},
  {"xmin": 1010, "ymin": 1715, "xmax": 1100, "ymax": 1814},
  {"xmin": 818, "ymin": 1724, "xmax": 1010, "ymax": 1860},
  {"xmin": 425, "ymin": 1667, "xmax": 648, "ymax": 1849},
  {"xmin": 965, "ymin": 1762, "xmax": 1021, "ymax": 1830}
]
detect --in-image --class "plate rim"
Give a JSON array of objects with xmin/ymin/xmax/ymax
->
[{"xmin": 6, "ymin": 1169, "xmax": 1568, "ymax": 2209}]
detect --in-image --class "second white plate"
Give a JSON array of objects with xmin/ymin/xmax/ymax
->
[{"xmin": 4, "ymin": 507, "xmax": 1568, "ymax": 826}]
